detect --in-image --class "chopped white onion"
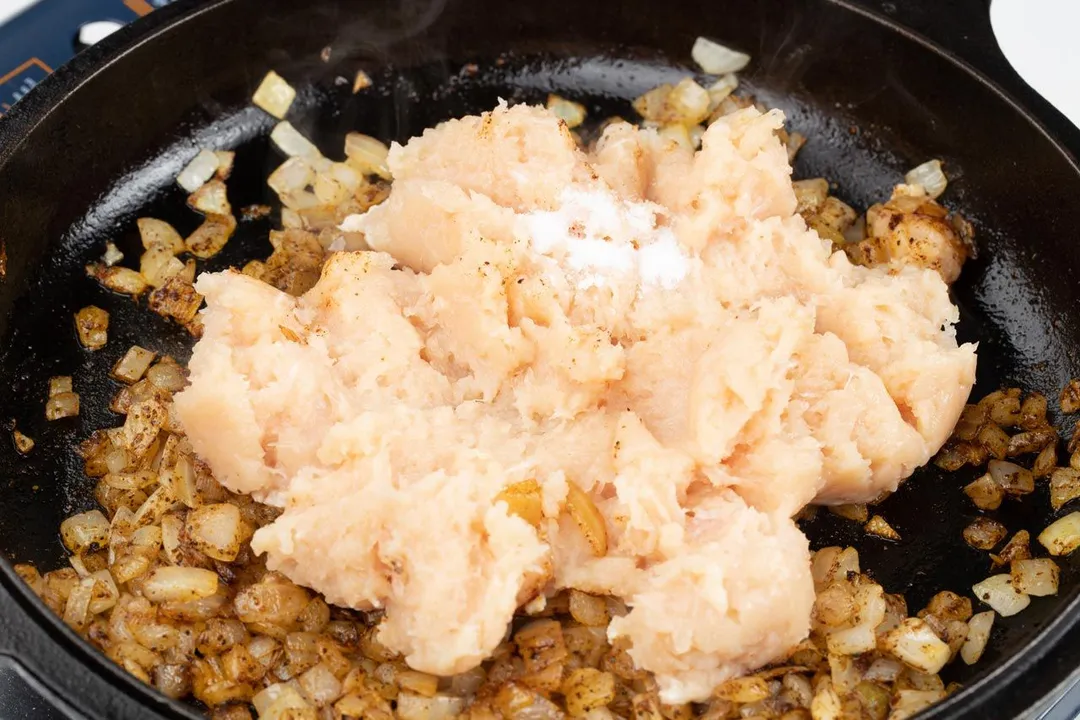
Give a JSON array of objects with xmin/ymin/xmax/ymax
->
[
  {"xmin": 1039, "ymin": 512, "xmax": 1080, "ymax": 556},
  {"xmin": 88, "ymin": 569, "xmax": 119, "ymax": 615},
  {"xmin": 353, "ymin": 70, "xmax": 372, "ymax": 93},
  {"xmin": 267, "ymin": 157, "xmax": 315, "ymax": 197},
  {"xmin": 1011, "ymin": 557, "xmax": 1060, "ymax": 596},
  {"xmin": 63, "ymin": 578, "xmax": 93, "ymax": 628},
  {"xmin": 142, "ymin": 567, "xmax": 219, "ymax": 603},
  {"xmin": 60, "ymin": 510, "xmax": 110, "ymax": 553},
  {"xmin": 879, "ymin": 618, "xmax": 951, "ymax": 674},
  {"xmin": 811, "ymin": 546, "xmax": 859, "ymax": 590},
  {"xmin": 176, "ymin": 149, "xmax": 219, "ymax": 193},
  {"xmin": 707, "ymin": 73, "xmax": 739, "ymax": 110},
  {"xmin": 960, "ymin": 610, "xmax": 994, "ymax": 665},
  {"xmin": 271, "ymin": 121, "xmax": 322, "ymax": 161},
  {"xmin": 252, "ymin": 70, "xmax": 296, "ymax": 119},
  {"xmin": 890, "ymin": 689, "xmax": 946, "ymax": 720},
  {"xmin": 904, "ymin": 159, "xmax": 947, "ymax": 199},
  {"xmin": 253, "ymin": 682, "xmax": 311, "ymax": 718},
  {"xmin": 343, "ymin": 133, "xmax": 390, "ymax": 179},
  {"xmin": 862, "ymin": 657, "xmax": 904, "ymax": 683},
  {"xmin": 972, "ymin": 574, "xmax": 1030, "ymax": 616},
  {"xmin": 213, "ymin": 150, "xmax": 235, "ymax": 179},
  {"xmin": 102, "ymin": 241, "xmax": 124, "ymax": 266},
  {"xmin": 297, "ymin": 663, "xmax": 343, "ymax": 707},
  {"xmin": 667, "ymin": 78, "xmax": 711, "ymax": 125},
  {"xmin": 397, "ymin": 693, "xmax": 465, "ymax": 720},
  {"xmin": 187, "ymin": 179, "xmax": 231, "ymax": 216},
  {"xmin": 658, "ymin": 123, "xmax": 694, "ymax": 150},
  {"xmin": 825, "ymin": 583, "xmax": 885, "ymax": 655},
  {"xmin": 691, "ymin": 36, "xmax": 751, "ymax": 75},
  {"xmin": 546, "ymin": 94, "xmax": 588, "ymax": 129},
  {"xmin": 185, "ymin": 503, "xmax": 245, "ymax": 562}
]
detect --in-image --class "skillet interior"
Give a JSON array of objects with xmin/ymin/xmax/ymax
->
[{"xmin": 2, "ymin": 0, "xmax": 1080, "ymax": 717}]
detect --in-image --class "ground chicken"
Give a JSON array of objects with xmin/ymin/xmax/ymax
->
[{"xmin": 175, "ymin": 102, "xmax": 975, "ymax": 702}]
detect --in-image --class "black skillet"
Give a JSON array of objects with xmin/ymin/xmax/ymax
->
[{"xmin": 1, "ymin": 0, "xmax": 1080, "ymax": 717}]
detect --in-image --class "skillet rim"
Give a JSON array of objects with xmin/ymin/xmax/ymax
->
[{"xmin": 1, "ymin": 1, "xmax": 1079, "ymax": 718}]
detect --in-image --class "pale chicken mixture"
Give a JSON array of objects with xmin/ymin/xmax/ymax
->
[{"xmin": 173, "ymin": 103, "xmax": 976, "ymax": 703}]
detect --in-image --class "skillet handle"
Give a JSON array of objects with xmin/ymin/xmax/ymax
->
[{"xmin": 845, "ymin": 0, "xmax": 1080, "ymax": 160}]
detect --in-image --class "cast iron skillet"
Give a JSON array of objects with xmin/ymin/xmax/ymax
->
[{"xmin": 1, "ymin": 0, "xmax": 1079, "ymax": 717}]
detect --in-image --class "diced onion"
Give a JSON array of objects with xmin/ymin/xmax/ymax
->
[
  {"xmin": 546, "ymin": 94, "xmax": 587, "ymax": 129},
  {"xmin": 88, "ymin": 569, "xmax": 119, "ymax": 614},
  {"xmin": 864, "ymin": 515, "xmax": 900, "ymax": 540},
  {"xmin": 828, "ymin": 504, "xmax": 868, "ymax": 523},
  {"xmin": 632, "ymin": 85, "xmax": 671, "ymax": 123},
  {"xmin": 75, "ymin": 306, "xmax": 109, "ymax": 350},
  {"xmin": 863, "ymin": 657, "xmax": 903, "ymax": 683},
  {"xmin": 666, "ymin": 78, "xmax": 711, "ymax": 126},
  {"xmin": 960, "ymin": 611, "xmax": 994, "ymax": 665},
  {"xmin": 905, "ymin": 159, "xmax": 947, "ymax": 199},
  {"xmin": 185, "ymin": 215, "xmax": 236, "ymax": 260},
  {"xmin": 112, "ymin": 346, "xmax": 156, "ymax": 384},
  {"xmin": 142, "ymin": 567, "xmax": 220, "ymax": 603},
  {"xmin": 988, "ymin": 459, "xmax": 1034, "ymax": 495},
  {"xmin": 962, "ymin": 517, "xmax": 1007, "ymax": 550},
  {"xmin": 252, "ymin": 70, "xmax": 296, "ymax": 119},
  {"xmin": 49, "ymin": 376, "xmax": 72, "ymax": 396},
  {"xmin": 496, "ymin": 480, "xmax": 544, "ymax": 528},
  {"xmin": 963, "ymin": 474, "xmax": 1003, "ymax": 511},
  {"xmin": 353, "ymin": 70, "xmax": 372, "ymax": 93},
  {"xmin": 137, "ymin": 218, "xmax": 185, "ymax": 253},
  {"xmin": 185, "ymin": 503, "xmax": 247, "ymax": 562},
  {"xmin": 397, "ymin": 670, "xmax": 439, "ymax": 698},
  {"xmin": 145, "ymin": 362, "xmax": 185, "ymax": 395},
  {"xmin": 271, "ymin": 121, "xmax": 322, "ymax": 160},
  {"xmin": 344, "ymin": 133, "xmax": 391, "ymax": 179},
  {"xmin": 879, "ymin": 618, "xmax": 951, "ymax": 674},
  {"xmin": 46, "ymin": 392, "xmax": 80, "ymax": 420},
  {"xmin": 63, "ymin": 578, "xmax": 93, "ymax": 629},
  {"xmin": 825, "ymin": 583, "xmax": 885, "ymax": 655},
  {"xmin": 691, "ymin": 36, "xmax": 751, "ymax": 75},
  {"xmin": 234, "ymin": 577, "xmax": 311, "ymax": 626},
  {"xmin": 187, "ymin": 179, "xmax": 232, "ymax": 216},
  {"xmin": 140, "ymin": 246, "xmax": 185, "ymax": 288},
  {"xmin": 86, "ymin": 264, "xmax": 149, "ymax": 297},
  {"xmin": 102, "ymin": 241, "xmax": 124, "ymax": 266},
  {"xmin": 298, "ymin": 663, "xmax": 343, "ymax": 707},
  {"xmin": 1050, "ymin": 468, "xmax": 1080, "ymax": 511},
  {"xmin": 891, "ymin": 689, "xmax": 946, "ymax": 720},
  {"xmin": 565, "ymin": 481, "xmax": 607, "ymax": 556},
  {"xmin": 213, "ymin": 151, "xmax": 235, "ymax": 180},
  {"xmin": 793, "ymin": 178, "xmax": 829, "ymax": 215},
  {"xmin": 60, "ymin": 510, "xmax": 110, "ymax": 553},
  {"xmin": 177, "ymin": 149, "xmax": 220, "ymax": 193},
  {"xmin": 1039, "ymin": 511, "xmax": 1080, "ymax": 556},
  {"xmin": 568, "ymin": 589, "xmax": 609, "ymax": 627},
  {"xmin": 561, "ymin": 668, "xmax": 617, "ymax": 715},
  {"xmin": 809, "ymin": 679, "xmax": 842, "ymax": 720},
  {"xmin": 707, "ymin": 74, "xmax": 739, "ymax": 110},
  {"xmin": 811, "ymin": 546, "xmax": 859, "ymax": 590},
  {"xmin": 12, "ymin": 429, "xmax": 34, "ymax": 454},
  {"xmin": 253, "ymin": 683, "xmax": 312, "ymax": 718},
  {"xmin": 313, "ymin": 173, "xmax": 348, "ymax": 206},
  {"xmin": 1010, "ymin": 558, "xmax": 1059, "ymax": 597},
  {"xmin": 972, "ymin": 574, "xmax": 1030, "ymax": 616},
  {"xmin": 658, "ymin": 123, "xmax": 694, "ymax": 150}
]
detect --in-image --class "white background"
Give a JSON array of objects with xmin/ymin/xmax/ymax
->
[
  {"xmin": 991, "ymin": 0, "xmax": 1080, "ymax": 129},
  {"xmin": 0, "ymin": 0, "xmax": 37, "ymax": 26}
]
